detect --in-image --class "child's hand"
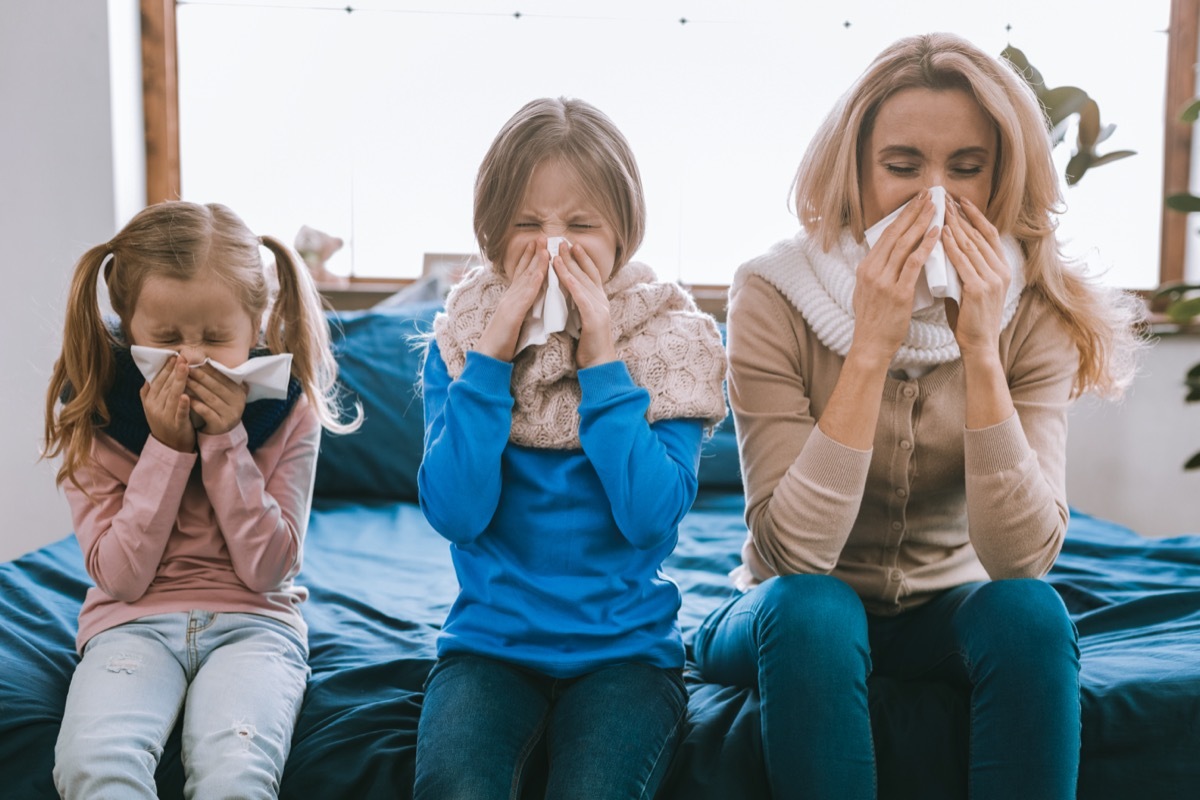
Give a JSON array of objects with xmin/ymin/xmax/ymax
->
[
  {"xmin": 140, "ymin": 354, "xmax": 196, "ymax": 452},
  {"xmin": 554, "ymin": 241, "xmax": 616, "ymax": 370},
  {"xmin": 186, "ymin": 364, "xmax": 248, "ymax": 436},
  {"xmin": 941, "ymin": 197, "xmax": 1009, "ymax": 361},
  {"xmin": 475, "ymin": 238, "xmax": 550, "ymax": 362}
]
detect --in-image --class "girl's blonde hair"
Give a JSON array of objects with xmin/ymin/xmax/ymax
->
[
  {"xmin": 44, "ymin": 201, "xmax": 360, "ymax": 488},
  {"xmin": 793, "ymin": 32, "xmax": 1141, "ymax": 398},
  {"xmin": 473, "ymin": 96, "xmax": 646, "ymax": 273}
]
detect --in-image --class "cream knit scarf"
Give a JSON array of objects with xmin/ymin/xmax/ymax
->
[
  {"xmin": 434, "ymin": 262, "xmax": 728, "ymax": 450},
  {"xmin": 732, "ymin": 229, "xmax": 1026, "ymax": 372}
]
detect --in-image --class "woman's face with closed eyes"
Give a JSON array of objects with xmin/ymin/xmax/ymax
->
[{"xmin": 860, "ymin": 86, "xmax": 998, "ymax": 228}]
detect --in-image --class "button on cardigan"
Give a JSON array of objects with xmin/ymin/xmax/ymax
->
[{"xmin": 727, "ymin": 274, "xmax": 1076, "ymax": 615}]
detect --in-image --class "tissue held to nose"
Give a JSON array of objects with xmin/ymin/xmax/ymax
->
[
  {"xmin": 863, "ymin": 185, "xmax": 960, "ymax": 311},
  {"xmin": 129, "ymin": 346, "xmax": 293, "ymax": 403},
  {"xmin": 515, "ymin": 237, "xmax": 581, "ymax": 353}
]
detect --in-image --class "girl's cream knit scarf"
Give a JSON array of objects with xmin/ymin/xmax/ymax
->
[
  {"xmin": 434, "ymin": 262, "xmax": 728, "ymax": 450},
  {"xmin": 732, "ymin": 229, "xmax": 1026, "ymax": 372}
]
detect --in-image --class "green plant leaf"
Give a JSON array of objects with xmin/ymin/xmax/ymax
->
[
  {"xmin": 1167, "ymin": 297, "xmax": 1200, "ymax": 323},
  {"xmin": 1187, "ymin": 362, "xmax": 1200, "ymax": 380},
  {"xmin": 1182, "ymin": 98, "xmax": 1200, "ymax": 123},
  {"xmin": 1090, "ymin": 150, "xmax": 1136, "ymax": 167},
  {"xmin": 1076, "ymin": 98, "xmax": 1101, "ymax": 149},
  {"xmin": 1065, "ymin": 151, "xmax": 1091, "ymax": 185},
  {"xmin": 1186, "ymin": 451, "xmax": 1200, "ymax": 470},
  {"xmin": 1002, "ymin": 45, "xmax": 1046, "ymax": 92},
  {"xmin": 1041, "ymin": 86, "xmax": 1089, "ymax": 127},
  {"xmin": 1166, "ymin": 193, "xmax": 1200, "ymax": 212},
  {"xmin": 1154, "ymin": 282, "xmax": 1200, "ymax": 300}
]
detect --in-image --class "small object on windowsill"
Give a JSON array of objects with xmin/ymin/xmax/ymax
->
[{"xmin": 295, "ymin": 224, "xmax": 349, "ymax": 289}]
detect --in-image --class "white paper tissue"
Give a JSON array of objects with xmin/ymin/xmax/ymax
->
[
  {"xmin": 130, "ymin": 346, "xmax": 293, "ymax": 402},
  {"xmin": 515, "ymin": 236, "xmax": 582, "ymax": 353},
  {"xmin": 863, "ymin": 186, "xmax": 960, "ymax": 311}
]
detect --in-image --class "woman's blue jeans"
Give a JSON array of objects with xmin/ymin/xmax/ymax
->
[
  {"xmin": 414, "ymin": 654, "xmax": 687, "ymax": 800},
  {"xmin": 693, "ymin": 575, "xmax": 1080, "ymax": 800}
]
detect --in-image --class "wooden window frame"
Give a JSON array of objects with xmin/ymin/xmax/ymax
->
[{"xmin": 141, "ymin": 0, "xmax": 1197, "ymax": 292}]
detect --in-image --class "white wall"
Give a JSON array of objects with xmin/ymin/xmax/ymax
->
[
  {"xmin": 1067, "ymin": 335, "xmax": 1200, "ymax": 537},
  {"xmin": 0, "ymin": 1, "xmax": 133, "ymax": 561}
]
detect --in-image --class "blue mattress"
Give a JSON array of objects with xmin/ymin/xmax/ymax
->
[
  {"xmin": 2, "ymin": 496, "xmax": 1198, "ymax": 799},
  {"xmin": 5, "ymin": 304, "xmax": 1198, "ymax": 798}
]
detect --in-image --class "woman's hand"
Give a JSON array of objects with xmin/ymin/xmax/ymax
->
[
  {"xmin": 474, "ymin": 239, "xmax": 551, "ymax": 362},
  {"xmin": 941, "ymin": 197, "xmax": 1010, "ymax": 361},
  {"xmin": 140, "ymin": 354, "xmax": 196, "ymax": 452},
  {"xmin": 817, "ymin": 191, "xmax": 939, "ymax": 451},
  {"xmin": 849, "ymin": 190, "xmax": 941, "ymax": 367},
  {"xmin": 186, "ymin": 365, "xmax": 248, "ymax": 436},
  {"xmin": 553, "ymin": 240, "xmax": 617, "ymax": 370},
  {"xmin": 942, "ymin": 196, "xmax": 1016, "ymax": 429}
]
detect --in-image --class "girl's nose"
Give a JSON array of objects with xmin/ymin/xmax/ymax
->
[{"xmin": 179, "ymin": 345, "xmax": 205, "ymax": 366}]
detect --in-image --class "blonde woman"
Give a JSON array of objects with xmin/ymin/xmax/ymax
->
[
  {"xmin": 693, "ymin": 33, "xmax": 1141, "ymax": 799},
  {"xmin": 45, "ymin": 201, "xmax": 359, "ymax": 799}
]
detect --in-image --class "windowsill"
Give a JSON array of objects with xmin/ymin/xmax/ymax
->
[
  {"xmin": 318, "ymin": 278, "xmax": 731, "ymax": 319},
  {"xmin": 318, "ymin": 277, "xmax": 413, "ymax": 311},
  {"xmin": 1146, "ymin": 314, "xmax": 1200, "ymax": 337}
]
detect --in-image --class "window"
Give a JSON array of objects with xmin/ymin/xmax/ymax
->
[{"xmin": 152, "ymin": 0, "xmax": 1189, "ymax": 289}]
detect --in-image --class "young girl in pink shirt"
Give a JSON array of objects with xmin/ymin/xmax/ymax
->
[{"xmin": 44, "ymin": 201, "xmax": 359, "ymax": 799}]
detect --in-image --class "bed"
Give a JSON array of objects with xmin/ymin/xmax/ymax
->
[{"xmin": 2, "ymin": 300, "xmax": 1198, "ymax": 799}]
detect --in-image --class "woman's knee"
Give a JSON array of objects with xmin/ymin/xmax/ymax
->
[
  {"xmin": 753, "ymin": 573, "xmax": 868, "ymax": 649},
  {"xmin": 758, "ymin": 573, "xmax": 864, "ymax": 625},
  {"xmin": 957, "ymin": 579, "xmax": 1078, "ymax": 663}
]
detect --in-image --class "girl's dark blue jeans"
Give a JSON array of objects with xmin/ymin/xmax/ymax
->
[
  {"xmin": 693, "ymin": 574, "xmax": 1081, "ymax": 800},
  {"xmin": 414, "ymin": 653, "xmax": 687, "ymax": 800}
]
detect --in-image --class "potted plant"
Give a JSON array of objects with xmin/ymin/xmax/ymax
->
[
  {"xmin": 1001, "ymin": 45, "xmax": 1137, "ymax": 185},
  {"xmin": 1160, "ymin": 97, "xmax": 1200, "ymax": 470}
]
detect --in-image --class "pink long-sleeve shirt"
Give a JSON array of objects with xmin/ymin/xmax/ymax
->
[{"xmin": 63, "ymin": 397, "xmax": 320, "ymax": 652}]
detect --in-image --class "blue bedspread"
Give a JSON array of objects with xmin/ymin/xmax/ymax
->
[
  {"xmin": 2, "ymin": 496, "xmax": 1198, "ymax": 799},
  {"xmin": 3, "ymin": 294, "xmax": 1194, "ymax": 799}
]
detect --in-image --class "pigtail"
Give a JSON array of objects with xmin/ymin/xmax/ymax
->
[
  {"xmin": 260, "ymin": 235, "xmax": 362, "ymax": 433},
  {"xmin": 43, "ymin": 242, "xmax": 121, "ymax": 488}
]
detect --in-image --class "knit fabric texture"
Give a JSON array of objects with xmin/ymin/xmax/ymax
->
[
  {"xmin": 434, "ymin": 262, "xmax": 727, "ymax": 450},
  {"xmin": 732, "ymin": 229, "xmax": 1027, "ymax": 372}
]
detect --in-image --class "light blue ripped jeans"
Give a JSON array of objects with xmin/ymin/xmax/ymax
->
[{"xmin": 54, "ymin": 611, "xmax": 309, "ymax": 800}]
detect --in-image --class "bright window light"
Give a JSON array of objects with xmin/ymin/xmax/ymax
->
[{"xmin": 177, "ymin": 0, "xmax": 1170, "ymax": 287}]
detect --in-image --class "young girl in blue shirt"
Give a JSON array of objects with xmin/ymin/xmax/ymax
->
[{"xmin": 414, "ymin": 96, "xmax": 727, "ymax": 799}]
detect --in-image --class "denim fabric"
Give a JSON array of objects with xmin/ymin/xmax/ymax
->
[
  {"xmin": 693, "ymin": 575, "xmax": 1081, "ymax": 800},
  {"xmin": 54, "ymin": 611, "xmax": 309, "ymax": 800},
  {"xmin": 414, "ymin": 654, "xmax": 687, "ymax": 800}
]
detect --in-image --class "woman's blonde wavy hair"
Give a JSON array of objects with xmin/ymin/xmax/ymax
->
[
  {"xmin": 792, "ymin": 32, "xmax": 1142, "ymax": 398},
  {"xmin": 44, "ymin": 201, "xmax": 360, "ymax": 489}
]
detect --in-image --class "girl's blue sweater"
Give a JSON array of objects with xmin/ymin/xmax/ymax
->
[{"xmin": 418, "ymin": 342, "xmax": 703, "ymax": 678}]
